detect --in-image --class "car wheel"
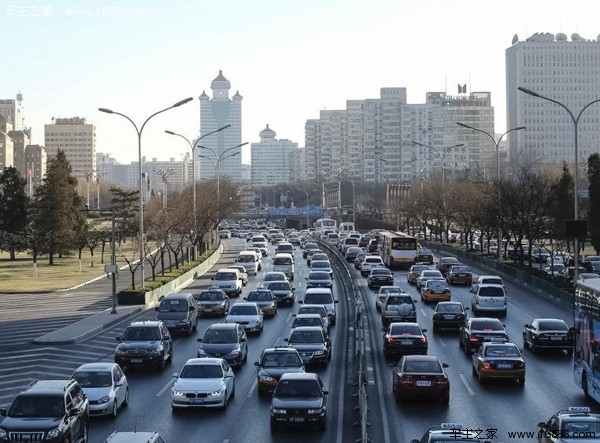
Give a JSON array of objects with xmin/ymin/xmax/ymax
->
[
  {"xmin": 82, "ymin": 422, "xmax": 89, "ymax": 443},
  {"xmin": 567, "ymin": 348, "xmax": 574, "ymax": 356},
  {"xmin": 459, "ymin": 337, "xmax": 464, "ymax": 349},
  {"xmin": 111, "ymin": 399, "xmax": 118, "ymax": 418},
  {"xmin": 123, "ymin": 388, "xmax": 129, "ymax": 407},
  {"xmin": 523, "ymin": 335, "xmax": 529, "ymax": 349},
  {"xmin": 441, "ymin": 392, "xmax": 450, "ymax": 405},
  {"xmin": 432, "ymin": 325, "xmax": 438, "ymax": 334},
  {"xmin": 230, "ymin": 382, "xmax": 236, "ymax": 399},
  {"xmin": 472, "ymin": 365, "xmax": 477, "ymax": 376},
  {"xmin": 221, "ymin": 390, "xmax": 229, "ymax": 410},
  {"xmin": 193, "ymin": 318, "xmax": 198, "ymax": 332},
  {"xmin": 518, "ymin": 377, "xmax": 525, "ymax": 386},
  {"xmin": 318, "ymin": 417, "xmax": 326, "ymax": 430},
  {"xmin": 477, "ymin": 371, "xmax": 485, "ymax": 383},
  {"xmin": 583, "ymin": 373, "xmax": 591, "ymax": 399},
  {"xmin": 530, "ymin": 341, "xmax": 537, "ymax": 353},
  {"xmin": 270, "ymin": 418, "xmax": 280, "ymax": 432}
]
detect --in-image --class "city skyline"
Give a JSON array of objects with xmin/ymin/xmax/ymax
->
[{"xmin": 2, "ymin": 0, "xmax": 599, "ymax": 165}]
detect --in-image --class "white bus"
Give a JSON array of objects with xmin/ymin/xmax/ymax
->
[
  {"xmin": 378, "ymin": 230, "xmax": 419, "ymax": 269},
  {"xmin": 313, "ymin": 218, "xmax": 337, "ymax": 238},
  {"xmin": 574, "ymin": 278, "xmax": 600, "ymax": 403}
]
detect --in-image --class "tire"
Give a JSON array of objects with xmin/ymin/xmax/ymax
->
[
  {"xmin": 111, "ymin": 400, "xmax": 118, "ymax": 418},
  {"xmin": 477, "ymin": 372, "xmax": 485, "ymax": 383},
  {"xmin": 523, "ymin": 335, "xmax": 529, "ymax": 349},
  {"xmin": 441, "ymin": 392, "xmax": 450, "ymax": 405},
  {"xmin": 318, "ymin": 417, "xmax": 326, "ymax": 431},
  {"xmin": 583, "ymin": 373, "xmax": 591, "ymax": 399},
  {"xmin": 270, "ymin": 419, "xmax": 280, "ymax": 432},
  {"xmin": 81, "ymin": 422, "xmax": 89, "ymax": 443},
  {"xmin": 123, "ymin": 388, "xmax": 129, "ymax": 407},
  {"xmin": 193, "ymin": 318, "xmax": 198, "ymax": 332},
  {"xmin": 158, "ymin": 354, "xmax": 166, "ymax": 371},
  {"xmin": 472, "ymin": 365, "xmax": 477, "ymax": 376},
  {"xmin": 518, "ymin": 377, "xmax": 525, "ymax": 385},
  {"xmin": 531, "ymin": 341, "xmax": 537, "ymax": 353},
  {"xmin": 567, "ymin": 348, "xmax": 574, "ymax": 356},
  {"xmin": 168, "ymin": 350, "xmax": 173, "ymax": 364},
  {"xmin": 221, "ymin": 390, "xmax": 229, "ymax": 410},
  {"xmin": 432, "ymin": 325, "xmax": 438, "ymax": 334}
]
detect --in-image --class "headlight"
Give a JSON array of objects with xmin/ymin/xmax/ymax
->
[
  {"xmin": 258, "ymin": 374, "xmax": 274, "ymax": 382},
  {"xmin": 210, "ymin": 388, "xmax": 225, "ymax": 396},
  {"xmin": 308, "ymin": 407, "xmax": 325, "ymax": 414},
  {"xmin": 272, "ymin": 408, "xmax": 287, "ymax": 414},
  {"xmin": 98, "ymin": 395, "xmax": 111, "ymax": 404},
  {"xmin": 46, "ymin": 427, "xmax": 62, "ymax": 438},
  {"xmin": 314, "ymin": 350, "xmax": 325, "ymax": 355},
  {"xmin": 148, "ymin": 349, "xmax": 162, "ymax": 355},
  {"xmin": 172, "ymin": 389, "xmax": 185, "ymax": 397},
  {"xmin": 226, "ymin": 347, "xmax": 241, "ymax": 356}
]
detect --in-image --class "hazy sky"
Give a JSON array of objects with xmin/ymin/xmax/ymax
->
[{"xmin": 2, "ymin": 0, "xmax": 600, "ymax": 164}]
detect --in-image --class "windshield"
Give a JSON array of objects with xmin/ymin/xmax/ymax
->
[
  {"xmin": 561, "ymin": 420, "xmax": 600, "ymax": 433},
  {"xmin": 372, "ymin": 269, "xmax": 391, "ymax": 276},
  {"xmin": 247, "ymin": 291, "xmax": 273, "ymax": 301},
  {"xmin": 427, "ymin": 280, "xmax": 448, "ymax": 289},
  {"xmin": 267, "ymin": 282, "xmax": 291, "ymax": 291},
  {"xmin": 344, "ymin": 238, "xmax": 358, "ymax": 245},
  {"xmin": 123, "ymin": 326, "xmax": 161, "ymax": 341},
  {"xmin": 391, "ymin": 238, "xmax": 416, "ymax": 250},
  {"xmin": 293, "ymin": 318, "xmax": 322, "ymax": 328},
  {"xmin": 304, "ymin": 293, "xmax": 334, "ymax": 304},
  {"xmin": 264, "ymin": 273, "xmax": 286, "ymax": 281},
  {"xmin": 72, "ymin": 371, "xmax": 112, "ymax": 388},
  {"xmin": 276, "ymin": 380, "xmax": 322, "ymax": 397},
  {"xmin": 305, "ymin": 243, "xmax": 318, "ymax": 249},
  {"xmin": 411, "ymin": 266, "xmax": 429, "ymax": 273},
  {"xmin": 481, "ymin": 278, "xmax": 502, "ymax": 285},
  {"xmin": 274, "ymin": 257, "xmax": 292, "ymax": 265},
  {"xmin": 215, "ymin": 272, "xmax": 237, "ymax": 281},
  {"xmin": 158, "ymin": 299, "xmax": 188, "ymax": 312},
  {"xmin": 196, "ymin": 291, "xmax": 225, "ymax": 301},
  {"xmin": 229, "ymin": 305, "xmax": 258, "ymax": 316},
  {"xmin": 387, "ymin": 295, "xmax": 413, "ymax": 305},
  {"xmin": 312, "ymin": 254, "xmax": 328, "ymax": 261},
  {"xmin": 402, "ymin": 360, "xmax": 442, "ymax": 374},
  {"xmin": 202, "ymin": 329, "xmax": 238, "ymax": 344},
  {"xmin": 179, "ymin": 364, "xmax": 223, "ymax": 379},
  {"xmin": 484, "ymin": 345, "xmax": 520, "ymax": 357},
  {"xmin": 312, "ymin": 262, "xmax": 330, "ymax": 269},
  {"xmin": 261, "ymin": 353, "xmax": 302, "ymax": 368},
  {"xmin": 289, "ymin": 330, "xmax": 324, "ymax": 343},
  {"xmin": 238, "ymin": 255, "xmax": 254, "ymax": 262},
  {"xmin": 538, "ymin": 320, "xmax": 568, "ymax": 331},
  {"xmin": 309, "ymin": 272, "xmax": 330, "ymax": 280},
  {"xmin": 422, "ymin": 271, "xmax": 442, "ymax": 277},
  {"xmin": 299, "ymin": 307, "xmax": 326, "ymax": 316},
  {"xmin": 9, "ymin": 395, "xmax": 64, "ymax": 418}
]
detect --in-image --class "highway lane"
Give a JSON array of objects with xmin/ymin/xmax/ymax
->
[
  {"xmin": 87, "ymin": 238, "xmax": 356, "ymax": 443},
  {"xmin": 352, "ymin": 253, "xmax": 599, "ymax": 443}
]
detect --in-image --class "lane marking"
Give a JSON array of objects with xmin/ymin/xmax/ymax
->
[
  {"xmin": 420, "ymin": 308, "xmax": 427, "ymax": 317},
  {"xmin": 247, "ymin": 379, "xmax": 258, "ymax": 397},
  {"xmin": 458, "ymin": 372, "xmax": 475, "ymax": 396},
  {"xmin": 156, "ymin": 378, "xmax": 175, "ymax": 397},
  {"xmin": 437, "ymin": 336, "xmax": 446, "ymax": 347}
]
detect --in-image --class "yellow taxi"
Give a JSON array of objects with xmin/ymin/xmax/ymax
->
[
  {"xmin": 471, "ymin": 342, "xmax": 525, "ymax": 385},
  {"xmin": 420, "ymin": 279, "xmax": 451, "ymax": 303}
]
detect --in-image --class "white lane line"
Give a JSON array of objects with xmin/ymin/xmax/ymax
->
[
  {"xmin": 156, "ymin": 378, "xmax": 175, "ymax": 397},
  {"xmin": 458, "ymin": 372, "xmax": 475, "ymax": 396},
  {"xmin": 437, "ymin": 336, "xmax": 446, "ymax": 347},
  {"xmin": 420, "ymin": 308, "xmax": 427, "ymax": 317},
  {"xmin": 247, "ymin": 379, "xmax": 258, "ymax": 397},
  {"xmin": 223, "ymin": 440, "xmax": 230, "ymax": 443}
]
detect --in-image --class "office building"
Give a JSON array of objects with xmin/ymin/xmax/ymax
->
[
  {"xmin": 44, "ymin": 117, "xmax": 96, "ymax": 181},
  {"xmin": 199, "ymin": 71, "xmax": 243, "ymax": 182},
  {"xmin": 250, "ymin": 125, "xmax": 298, "ymax": 187},
  {"xmin": 9, "ymin": 130, "xmax": 30, "ymax": 177},
  {"xmin": 506, "ymin": 32, "xmax": 600, "ymax": 167},
  {"xmin": 0, "ymin": 94, "xmax": 24, "ymax": 131},
  {"xmin": 0, "ymin": 113, "xmax": 14, "ymax": 170},
  {"xmin": 24, "ymin": 144, "xmax": 46, "ymax": 196}
]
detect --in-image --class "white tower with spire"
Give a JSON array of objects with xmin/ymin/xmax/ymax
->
[{"xmin": 199, "ymin": 70, "xmax": 243, "ymax": 182}]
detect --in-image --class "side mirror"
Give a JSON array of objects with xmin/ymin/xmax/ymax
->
[
  {"xmin": 464, "ymin": 307, "xmax": 470, "ymax": 311},
  {"xmin": 189, "ymin": 306, "xmax": 194, "ymax": 312},
  {"xmin": 154, "ymin": 307, "xmax": 159, "ymax": 312},
  {"xmin": 334, "ymin": 300, "xmax": 339, "ymax": 304},
  {"xmin": 243, "ymin": 297, "xmax": 247, "ymax": 301},
  {"xmin": 211, "ymin": 277, "xmax": 215, "ymax": 280},
  {"xmin": 413, "ymin": 299, "xmax": 418, "ymax": 303},
  {"xmin": 283, "ymin": 338, "xmax": 289, "ymax": 342},
  {"xmin": 0, "ymin": 408, "xmax": 7, "ymax": 417},
  {"xmin": 197, "ymin": 338, "xmax": 203, "ymax": 342},
  {"xmin": 298, "ymin": 300, "xmax": 303, "ymax": 304},
  {"xmin": 240, "ymin": 336, "xmax": 247, "ymax": 342},
  {"xmin": 115, "ymin": 336, "xmax": 122, "ymax": 341},
  {"xmin": 323, "ymin": 390, "xmax": 329, "ymax": 395},
  {"xmin": 441, "ymin": 363, "xmax": 449, "ymax": 368},
  {"xmin": 537, "ymin": 422, "xmax": 545, "ymax": 428},
  {"xmin": 292, "ymin": 288, "xmax": 296, "ymax": 291},
  {"xmin": 68, "ymin": 408, "xmax": 79, "ymax": 417},
  {"xmin": 422, "ymin": 329, "xmax": 427, "ymax": 333},
  {"xmin": 524, "ymin": 324, "xmax": 530, "ymax": 328},
  {"xmin": 254, "ymin": 361, "xmax": 260, "ymax": 367},
  {"xmin": 172, "ymin": 372, "xmax": 179, "ymax": 378}
]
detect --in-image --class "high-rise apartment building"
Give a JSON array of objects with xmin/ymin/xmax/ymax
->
[
  {"xmin": 0, "ymin": 93, "xmax": 23, "ymax": 131},
  {"xmin": 199, "ymin": 71, "xmax": 243, "ymax": 182},
  {"xmin": 24, "ymin": 144, "xmax": 46, "ymax": 196},
  {"xmin": 0, "ymin": 113, "xmax": 14, "ymax": 170},
  {"xmin": 44, "ymin": 117, "xmax": 96, "ymax": 181},
  {"xmin": 506, "ymin": 32, "xmax": 600, "ymax": 167},
  {"xmin": 250, "ymin": 125, "xmax": 298, "ymax": 188},
  {"xmin": 9, "ymin": 130, "xmax": 30, "ymax": 177}
]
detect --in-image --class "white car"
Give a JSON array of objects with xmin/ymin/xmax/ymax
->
[
  {"xmin": 71, "ymin": 362, "xmax": 128, "ymax": 417},
  {"xmin": 171, "ymin": 358, "xmax": 235, "ymax": 410},
  {"xmin": 360, "ymin": 256, "xmax": 385, "ymax": 277},
  {"xmin": 229, "ymin": 265, "xmax": 249, "ymax": 286},
  {"xmin": 470, "ymin": 275, "xmax": 504, "ymax": 293},
  {"xmin": 226, "ymin": 302, "xmax": 264, "ymax": 334}
]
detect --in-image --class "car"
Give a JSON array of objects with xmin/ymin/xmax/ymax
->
[
  {"xmin": 295, "ymin": 304, "xmax": 331, "ymax": 333},
  {"xmin": 254, "ymin": 348, "xmax": 305, "ymax": 397},
  {"xmin": 0, "ymin": 379, "xmax": 90, "ymax": 443},
  {"xmin": 104, "ymin": 431, "xmax": 166, "ymax": 443},
  {"xmin": 471, "ymin": 284, "xmax": 507, "ymax": 316},
  {"xmin": 471, "ymin": 342, "xmax": 525, "ymax": 385},
  {"xmin": 275, "ymin": 241, "xmax": 294, "ymax": 256},
  {"xmin": 407, "ymin": 264, "xmax": 430, "ymax": 285},
  {"xmin": 361, "ymin": 255, "xmax": 385, "ymax": 277},
  {"xmin": 393, "ymin": 355, "xmax": 449, "ymax": 404},
  {"xmin": 446, "ymin": 265, "xmax": 473, "ymax": 285},
  {"xmin": 339, "ymin": 237, "xmax": 359, "ymax": 254},
  {"xmin": 358, "ymin": 235, "xmax": 372, "ymax": 248},
  {"xmin": 194, "ymin": 289, "xmax": 230, "ymax": 317},
  {"xmin": 115, "ymin": 321, "xmax": 173, "ymax": 371},
  {"xmin": 302, "ymin": 242, "xmax": 319, "ymax": 258},
  {"xmin": 273, "ymin": 252, "xmax": 295, "ymax": 280},
  {"xmin": 544, "ymin": 263, "xmax": 566, "ymax": 277},
  {"xmin": 345, "ymin": 246, "xmax": 363, "ymax": 262},
  {"xmin": 301, "ymin": 288, "xmax": 339, "ymax": 325},
  {"xmin": 522, "ymin": 318, "xmax": 573, "ymax": 354},
  {"xmin": 537, "ymin": 406, "xmax": 600, "ymax": 443},
  {"xmin": 71, "ymin": 362, "xmax": 128, "ymax": 418},
  {"xmin": 470, "ymin": 275, "xmax": 504, "ymax": 293},
  {"xmin": 250, "ymin": 236, "xmax": 269, "ymax": 256},
  {"xmin": 270, "ymin": 373, "xmax": 328, "ymax": 431},
  {"xmin": 306, "ymin": 271, "xmax": 333, "ymax": 289},
  {"xmin": 409, "ymin": 423, "xmax": 483, "ymax": 443},
  {"xmin": 155, "ymin": 292, "xmax": 198, "ymax": 335},
  {"xmin": 368, "ymin": 267, "xmax": 394, "ymax": 289},
  {"xmin": 381, "ymin": 293, "xmax": 418, "ymax": 326},
  {"xmin": 271, "ymin": 233, "xmax": 285, "ymax": 245},
  {"xmin": 211, "ymin": 268, "xmax": 243, "ymax": 298},
  {"xmin": 528, "ymin": 245, "xmax": 551, "ymax": 263},
  {"xmin": 263, "ymin": 271, "xmax": 288, "ymax": 282},
  {"xmin": 261, "ymin": 280, "xmax": 296, "ymax": 306},
  {"xmin": 244, "ymin": 289, "xmax": 278, "ymax": 317},
  {"xmin": 229, "ymin": 265, "xmax": 249, "ymax": 286},
  {"xmin": 354, "ymin": 252, "xmax": 368, "ymax": 269},
  {"xmin": 287, "ymin": 234, "xmax": 302, "ymax": 246},
  {"xmin": 579, "ymin": 272, "xmax": 600, "ymax": 282},
  {"xmin": 284, "ymin": 326, "xmax": 331, "ymax": 366},
  {"xmin": 432, "ymin": 302, "xmax": 469, "ymax": 333},
  {"xmin": 562, "ymin": 265, "xmax": 589, "ymax": 281},
  {"xmin": 459, "ymin": 318, "xmax": 509, "ymax": 354},
  {"xmin": 171, "ymin": 358, "xmax": 235, "ymax": 410},
  {"xmin": 416, "ymin": 248, "xmax": 434, "ymax": 264},
  {"xmin": 382, "ymin": 322, "xmax": 428, "ymax": 357},
  {"xmin": 310, "ymin": 259, "xmax": 333, "ymax": 277},
  {"xmin": 367, "ymin": 238, "xmax": 379, "ymax": 253},
  {"xmin": 218, "ymin": 230, "xmax": 232, "ymax": 239},
  {"xmin": 376, "ymin": 286, "xmax": 403, "ymax": 312},
  {"xmin": 416, "ymin": 269, "xmax": 444, "ymax": 291},
  {"xmin": 291, "ymin": 314, "xmax": 329, "ymax": 338},
  {"xmin": 583, "ymin": 255, "xmax": 600, "ymax": 273},
  {"xmin": 421, "ymin": 279, "xmax": 451, "ymax": 304},
  {"xmin": 237, "ymin": 250, "xmax": 261, "ymax": 275},
  {"xmin": 196, "ymin": 323, "xmax": 248, "ymax": 368},
  {"xmin": 310, "ymin": 252, "xmax": 330, "ymax": 264},
  {"xmin": 436, "ymin": 257, "xmax": 460, "ymax": 277},
  {"xmin": 306, "ymin": 248, "xmax": 324, "ymax": 265},
  {"xmin": 225, "ymin": 302, "xmax": 264, "ymax": 334}
]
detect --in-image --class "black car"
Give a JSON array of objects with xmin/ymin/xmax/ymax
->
[
  {"xmin": 523, "ymin": 318, "xmax": 573, "ymax": 354},
  {"xmin": 306, "ymin": 271, "xmax": 333, "ymax": 289},
  {"xmin": 0, "ymin": 379, "xmax": 90, "ymax": 443},
  {"xmin": 382, "ymin": 322, "xmax": 428, "ymax": 358},
  {"xmin": 367, "ymin": 268, "xmax": 394, "ymax": 289},
  {"xmin": 358, "ymin": 235, "xmax": 372, "ymax": 248},
  {"xmin": 194, "ymin": 289, "xmax": 230, "ymax": 317},
  {"xmin": 262, "ymin": 281, "xmax": 296, "ymax": 306},
  {"xmin": 254, "ymin": 347, "xmax": 305, "ymax": 397},
  {"xmin": 244, "ymin": 289, "xmax": 278, "ymax": 317},
  {"xmin": 303, "ymin": 243, "xmax": 319, "ymax": 259},
  {"xmin": 459, "ymin": 318, "xmax": 509, "ymax": 354},
  {"xmin": 270, "ymin": 373, "xmax": 327, "ymax": 431},
  {"xmin": 114, "ymin": 321, "xmax": 173, "ymax": 371},
  {"xmin": 436, "ymin": 257, "xmax": 460, "ymax": 277},
  {"xmin": 432, "ymin": 301, "xmax": 469, "ymax": 332},
  {"xmin": 196, "ymin": 323, "xmax": 248, "ymax": 368},
  {"xmin": 284, "ymin": 326, "xmax": 331, "ymax": 367}
]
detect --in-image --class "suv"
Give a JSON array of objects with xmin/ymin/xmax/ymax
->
[
  {"xmin": 361, "ymin": 256, "xmax": 385, "ymax": 277},
  {"xmin": 0, "ymin": 379, "xmax": 90, "ymax": 443},
  {"xmin": 114, "ymin": 321, "xmax": 174, "ymax": 371},
  {"xmin": 155, "ymin": 292, "xmax": 198, "ymax": 335},
  {"xmin": 381, "ymin": 293, "xmax": 418, "ymax": 326},
  {"xmin": 211, "ymin": 268, "xmax": 243, "ymax": 297},
  {"xmin": 472, "ymin": 284, "xmax": 507, "ymax": 316}
]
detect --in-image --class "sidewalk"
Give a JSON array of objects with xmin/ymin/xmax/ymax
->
[{"xmin": 31, "ymin": 239, "xmax": 245, "ymax": 345}]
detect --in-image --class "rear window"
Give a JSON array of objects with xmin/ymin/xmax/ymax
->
[
  {"xmin": 538, "ymin": 320, "xmax": 568, "ymax": 331},
  {"xmin": 478, "ymin": 286, "xmax": 505, "ymax": 297},
  {"xmin": 472, "ymin": 320, "xmax": 504, "ymax": 331},
  {"xmin": 238, "ymin": 254, "xmax": 255, "ymax": 262},
  {"xmin": 299, "ymin": 307, "xmax": 326, "ymax": 316},
  {"xmin": 365, "ymin": 257, "xmax": 383, "ymax": 264},
  {"xmin": 390, "ymin": 324, "xmax": 421, "ymax": 335},
  {"xmin": 401, "ymin": 360, "xmax": 442, "ymax": 373},
  {"xmin": 427, "ymin": 280, "xmax": 448, "ymax": 289},
  {"xmin": 215, "ymin": 272, "xmax": 237, "ymax": 280},
  {"xmin": 481, "ymin": 277, "xmax": 502, "ymax": 285},
  {"xmin": 196, "ymin": 291, "xmax": 225, "ymax": 301},
  {"xmin": 372, "ymin": 268, "xmax": 391, "ymax": 276},
  {"xmin": 304, "ymin": 292, "xmax": 334, "ymax": 304},
  {"xmin": 267, "ymin": 282, "xmax": 291, "ymax": 291},
  {"xmin": 309, "ymin": 272, "xmax": 331, "ymax": 280},
  {"xmin": 274, "ymin": 257, "xmax": 293, "ymax": 265},
  {"xmin": 344, "ymin": 238, "xmax": 359, "ymax": 245},
  {"xmin": 436, "ymin": 303, "xmax": 463, "ymax": 313},
  {"xmin": 423, "ymin": 271, "xmax": 442, "ymax": 277},
  {"xmin": 387, "ymin": 295, "xmax": 413, "ymax": 305}
]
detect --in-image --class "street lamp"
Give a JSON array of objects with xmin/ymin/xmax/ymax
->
[
  {"xmin": 164, "ymin": 124, "xmax": 230, "ymax": 254},
  {"xmin": 199, "ymin": 142, "xmax": 248, "ymax": 203},
  {"xmin": 98, "ymin": 96, "xmax": 193, "ymax": 289},
  {"xmin": 518, "ymin": 86, "xmax": 600, "ymax": 281},
  {"xmin": 295, "ymin": 188, "xmax": 318, "ymax": 229},
  {"xmin": 457, "ymin": 122, "xmax": 525, "ymax": 259}
]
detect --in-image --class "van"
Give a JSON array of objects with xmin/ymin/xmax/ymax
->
[
  {"xmin": 471, "ymin": 284, "xmax": 507, "ymax": 316},
  {"xmin": 273, "ymin": 253, "xmax": 295, "ymax": 281},
  {"xmin": 212, "ymin": 268, "xmax": 243, "ymax": 297},
  {"xmin": 302, "ymin": 288, "xmax": 339, "ymax": 325},
  {"xmin": 237, "ymin": 251, "xmax": 260, "ymax": 275},
  {"xmin": 325, "ymin": 232, "xmax": 340, "ymax": 246},
  {"xmin": 155, "ymin": 292, "xmax": 198, "ymax": 335}
]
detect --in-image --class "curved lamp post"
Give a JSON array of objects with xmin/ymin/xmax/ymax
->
[
  {"xmin": 98, "ymin": 96, "xmax": 193, "ymax": 288},
  {"xmin": 518, "ymin": 86, "xmax": 600, "ymax": 281}
]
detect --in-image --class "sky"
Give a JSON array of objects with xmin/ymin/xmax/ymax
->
[{"xmin": 2, "ymin": 0, "xmax": 600, "ymax": 164}]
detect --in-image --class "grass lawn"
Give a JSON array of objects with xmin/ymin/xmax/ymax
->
[{"xmin": 0, "ymin": 241, "xmax": 139, "ymax": 293}]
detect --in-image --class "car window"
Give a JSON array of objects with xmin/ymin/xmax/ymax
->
[
  {"xmin": 179, "ymin": 364, "xmax": 223, "ymax": 379},
  {"xmin": 274, "ymin": 257, "xmax": 293, "ymax": 265},
  {"xmin": 427, "ymin": 280, "xmax": 448, "ymax": 289},
  {"xmin": 72, "ymin": 371, "xmax": 112, "ymax": 388},
  {"xmin": 309, "ymin": 272, "xmax": 330, "ymax": 280},
  {"xmin": 537, "ymin": 320, "xmax": 568, "ymax": 331},
  {"xmin": 471, "ymin": 320, "xmax": 504, "ymax": 331},
  {"xmin": 289, "ymin": 330, "xmax": 324, "ymax": 343},
  {"xmin": 197, "ymin": 291, "xmax": 225, "ymax": 301},
  {"xmin": 478, "ymin": 286, "xmax": 505, "ymax": 297},
  {"xmin": 484, "ymin": 345, "xmax": 520, "ymax": 357},
  {"xmin": 390, "ymin": 324, "xmax": 421, "ymax": 335},
  {"xmin": 10, "ymin": 394, "xmax": 65, "ymax": 418},
  {"xmin": 402, "ymin": 360, "xmax": 442, "ymax": 373},
  {"xmin": 262, "ymin": 352, "xmax": 302, "ymax": 367},
  {"xmin": 158, "ymin": 299, "xmax": 188, "ymax": 312},
  {"xmin": 387, "ymin": 295, "xmax": 413, "ymax": 305},
  {"xmin": 304, "ymin": 292, "xmax": 334, "ymax": 304},
  {"xmin": 293, "ymin": 317, "xmax": 322, "ymax": 328},
  {"xmin": 229, "ymin": 305, "xmax": 258, "ymax": 315},
  {"xmin": 203, "ymin": 329, "xmax": 238, "ymax": 343},
  {"xmin": 267, "ymin": 282, "xmax": 291, "ymax": 291},
  {"xmin": 123, "ymin": 326, "xmax": 161, "ymax": 341},
  {"xmin": 215, "ymin": 272, "xmax": 237, "ymax": 280},
  {"xmin": 481, "ymin": 278, "xmax": 502, "ymax": 285},
  {"xmin": 247, "ymin": 291, "xmax": 273, "ymax": 301},
  {"xmin": 436, "ymin": 304, "xmax": 462, "ymax": 313},
  {"xmin": 276, "ymin": 380, "xmax": 321, "ymax": 397},
  {"xmin": 299, "ymin": 307, "xmax": 326, "ymax": 316}
]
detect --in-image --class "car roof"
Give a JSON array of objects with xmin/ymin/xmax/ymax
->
[
  {"xmin": 291, "ymin": 326, "xmax": 324, "ymax": 332},
  {"xmin": 21, "ymin": 379, "xmax": 76, "ymax": 394},
  {"xmin": 305, "ymin": 287, "xmax": 332, "ymax": 294},
  {"xmin": 105, "ymin": 431, "xmax": 163, "ymax": 443},
  {"xmin": 477, "ymin": 283, "xmax": 504, "ymax": 288},
  {"xmin": 73, "ymin": 362, "xmax": 119, "ymax": 372},
  {"xmin": 206, "ymin": 323, "xmax": 239, "ymax": 330},
  {"xmin": 294, "ymin": 313, "xmax": 322, "ymax": 319},
  {"xmin": 401, "ymin": 355, "xmax": 440, "ymax": 362},
  {"xmin": 279, "ymin": 372, "xmax": 319, "ymax": 381},
  {"xmin": 262, "ymin": 347, "xmax": 301, "ymax": 354},
  {"xmin": 230, "ymin": 302, "xmax": 259, "ymax": 308},
  {"xmin": 479, "ymin": 275, "xmax": 502, "ymax": 279},
  {"xmin": 161, "ymin": 292, "xmax": 193, "ymax": 299},
  {"xmin": 184, "ymin": 358, "xmax": 224, "ymax": 366},
  {"xmin": 128, "ymin": 320, "xmax": 161, "ymax": 328}
]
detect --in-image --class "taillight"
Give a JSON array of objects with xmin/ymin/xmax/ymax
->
[
  {"xmin": 514, "ymin": 361, "xmax": 525, "ymax": 369},
  {"xmin": 386, "ymin": 337, "xmax": 396, "ymax": 344},
  {"xmin": 433, "ymin": 375, "xmax": 447, "ymax": 385},
  {"xmin": 420, "ymin": 337, "xmax": 427, "ymax": 344},
  {"xmin": 482, "ymin": 362, "xmax": 491, "ymax": 370},
  {"xmin": 400, "ymin": 375, "xmax": 414, "ymax": 384},
  {"xmin": 469, "ymin": 337, "xmax": 479, "ymax": 343}
]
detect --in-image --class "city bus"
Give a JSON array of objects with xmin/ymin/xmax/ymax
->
[
  {"xmin": 378, "ymin": 230, "xmax": 419, "ymax": 269},
  {"xmin": 574, "ymin": 278, "xmax": 600, "ymax": 403},
  {"xmin": 313, "ymin": 218, "xmax": 337, "ymax": 238}
]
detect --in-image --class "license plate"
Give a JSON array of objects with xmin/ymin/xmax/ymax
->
[
  {"xmin": 401, "ymin": 340, "xmax": 412, "ymax": 345},
  {"xmin": 497, "ymin": 363, "xmax": 512, "ymax": 369},
  {"xmin": 290, "ymin": 417, "xmax": 305, "ymax": 422},
  {"xmin": 130, "ymin": 358, "xmax": 142, "ymax": 363},
  {"xmin": 443, "ymin": 315, "xmax": 455, "ymax": 320},
  {"xmin": 490, "ymin": 337, "xmax": 504, "ymax": 342},
  {"xmin": 416, "ymin": 380, "xmax": 432, "ymax": 387},
  {"xmin": 191, "ymin": 398, "xmax": 204, "ymax": 404},
  {"xmin": 550, "ymin": 337, "xmax": 563, "ymax": 341},
  {"xmin": 205, "ymin": 308, "xmax": 212, "ymax": 312}
]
